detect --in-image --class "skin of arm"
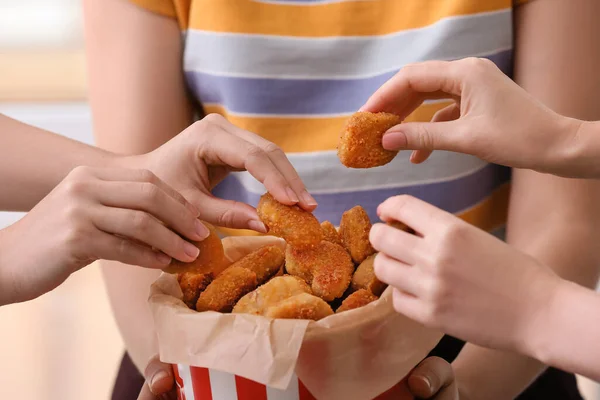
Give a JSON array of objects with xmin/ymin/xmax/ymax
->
[
  {"xmin": 0, "ymin": 114, "xmax": 117, "ymax": 210},
  {"xmin": 452, "ymin": 1, "xmax": 600, "ymax": 398},
  {"xmin": 83, "ymin": 0, "xmax": 193, "ymax": 372}
]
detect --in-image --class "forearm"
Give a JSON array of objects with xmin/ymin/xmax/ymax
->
[
  {"xmin": 0, "ymin": 114, "xmax": 117, "ymax": 211},
  {"xmin": 454, "ymin": 1, "xmax": 600, "ymax": 398},
  {"xmin": 528, "ymin": 280, "xmax": 600, "ymax": 381},
  {"xmin": 84, "ymin": 0, "xmax": 193, "ymax": 373}
]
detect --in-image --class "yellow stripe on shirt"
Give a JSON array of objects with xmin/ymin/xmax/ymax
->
[
  {"xmin": 203, "ymin": 101, "xmax": 452, "ymax": 153},
  {"xmin": 186, "ymin": 0, "xmax": 512, "ymax": 37}
]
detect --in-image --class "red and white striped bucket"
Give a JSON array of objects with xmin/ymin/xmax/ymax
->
[{"xmin": 173, "ymin": 365, "xmax": 413, "ymax": 400}]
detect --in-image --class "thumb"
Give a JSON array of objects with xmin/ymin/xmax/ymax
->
[
  {"xmin": 381, "ymin": 120, "xmax": 462, "ymax": 154},
  {"xmin": 144, "ymin": 355, "xmax": 175, "ymax": 396}
]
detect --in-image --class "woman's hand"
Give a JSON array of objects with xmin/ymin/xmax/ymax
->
[
  {"xmin": 369, "ymin": 195, "xmax": 562, "ymax": 356},
  {"xmin": 361, "ymin": 58, "xmax": 587, "ymax": 178},
  {"xmin": 0, "ymin": 166, "xmax": 207, "ymax": 305},
  {"xmin": 126, "ymin": 113, "xmax": 317, "ymax": 232}
]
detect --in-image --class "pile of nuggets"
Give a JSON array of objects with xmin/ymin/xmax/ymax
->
[
  {"xmin": 172, "ymin": 110, "xmax": 406, "ymax": 321},
  {"xmin": 172, "ymin": 193, "xmax": 392, "ymax": 321}
]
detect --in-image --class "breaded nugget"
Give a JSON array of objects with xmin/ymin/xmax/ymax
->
[
  {"xmin": 321, "ymin": 221, "xmax": 342, "ymax": 246},
  {"xmin": 338, "ymin": 111, "xmax": 403, "ymax": 168},
  {"xmin": 229, "ymin": 244, "xmax": 284, "ymax": 284},
  {"xmin": 196, "ymin": 266, "xmax": 257, "ymax": 313},
  {"xmin": 340, "ymin": 205, "xmax": 375, "ymax": 264},
  {"xmin": 257, "ymin": 193, "xmax": 322, "ymax": 248},
  {"xmin": 233, "ymin": 275, "xmax": 311, "ymax": 315},
  {"xmin": 337, "ymin": 289, "xmax": 378, "ymax": 313},
  {"xmin": 286, "ymin": 241, "xmax": 354, "ymax": 301},
  {"xmin": 177, "ymin": 272, "xmax": 212, "ymax": 309},
  {"xmin": 264, "ymin": 293, "xmax": 334, "ymax": 321},
  {"xmin": 164, "ymin": 223, "xmax": 228, "ymax": 276},
  {"xmin": 351, "ymin": 254, "xmax": 387, "ymax": 296}
]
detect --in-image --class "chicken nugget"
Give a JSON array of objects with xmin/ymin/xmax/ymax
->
[
  {"xmin": 229, "ymin": 244, "xmax": 284, "ymax": 284},
  {"xmin": 338, "ymin": 111, "xmax": 402, "ymax": 168},
  {"xmin": 265, "ymin": 293, "xmax": 334, "ymax": 321},
  {"xmin": 257, "ymin": 193, "xmax": 322, "ymax": 248},
  {"xmin": 337, "ymin": 289, "xmax": 378, "ymax": 313},
  {"xmin": 196, "ymin": 266, "xmax": 257, "ymax": 313},
  {"xmin": 321, "ymin": 221, "xmax": 342, "ymax": 246},
  {"xmin": 177, "ymin": 272, "xmax": 212, "ymax": 309},
  {"xmin": 351, "ymin": 254, "xmax": 387, "ymax": 296},
  {"xmin": 233, "ymin": 275, "xmax": 312, "ymax": 315},
  {"xmin": 340, "ymin": 205, "xmax": 375, "ymax": 264},
  {"xmin": 164, "ymin": 223, "xmax": 228, "ymax": 277},
  {"xmin": 286, "ymin": 241, "xmax": 354, "ymax": 301}
]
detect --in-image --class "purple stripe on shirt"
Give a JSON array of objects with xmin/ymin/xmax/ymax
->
[{"xmin": 213, "ymin": 164, "xmax": 511, "ymax": 225}]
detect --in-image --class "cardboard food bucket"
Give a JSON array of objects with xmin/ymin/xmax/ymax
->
[{"xmin": 149, "ymin": 236, "xmax": 444, "ymax": 400}]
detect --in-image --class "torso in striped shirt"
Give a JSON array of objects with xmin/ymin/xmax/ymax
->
[{"xmin": 132, "ymin": 0, "xmax": 524, "ymax": 232}]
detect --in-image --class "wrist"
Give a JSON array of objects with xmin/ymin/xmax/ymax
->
[
  {"xmin": 523, "ymin": 278, "xmax": 573, "ymax": 365},
  {"xmin": 552, "ymin": 117, "xmax": 600, "ymax": 179}
]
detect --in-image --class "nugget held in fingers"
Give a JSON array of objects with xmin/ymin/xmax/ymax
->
[
  {"xmin": 178, "ymin": 272, "xmax": 212, "ymax": 309},
  {"xmin": 338, "ymin": 111, "xmax": 403, "ymax": 168},
  {"xmin": 164, "ymin": 223, "xmax": 228, "ymax": 276},
  {"xmin": 229, "ymin": 244, "xmax": 285, "ymax": 284},
  {"xmin": 286, "ymin": 241, "xmax": 354, "ymax": 301},
  {"xmin": 340, "ymin": 206, "xmax": 375, "ymax": 264},
  {"xmin": 337, "ymin": 289, "xmax": 378, "ymax": 313},
  {"xmin": 257, "ymin": 193, "xmax": 322, "ymax": 249},
  {"xmin": 265, "ymin": 293, "xmax": 334, "ymax": 321},
  {"xmin": 351, "ymin": 254, "xmax": 387, "ymax": 296},
  {"xmin": 233, "ymin": 275, "xmax": 311, "ymax": 315},
  {"xmin": 196, "ymin": 266, "xmax": 257, "ymax": 312},
  {"xmin": 321, "ymin": 221, "xmax": 342, "ymax": 246}
]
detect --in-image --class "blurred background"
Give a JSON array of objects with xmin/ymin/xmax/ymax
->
[
  {"xmin": 0, "ymin": 1, "xmax": 598, "ymax": 399},
  {"xmin": 0, "ymin": 0, "xmax": 124, "ymax": 399}
]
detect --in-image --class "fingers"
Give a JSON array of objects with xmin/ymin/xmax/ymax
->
[
  {"xmin": 361, "ymin": 61, "xmax": 461, "ymax": 117},
  {"xmin": 91, "ymin": 232, "xmax": 173, "ymax": 268},
  {"xmin": 144, "ymin": 355, "xmax": 175, "ymax": 396},
  {"xmin": 190, "ymin": 192, "xmax": 268, "ymax": 233},
  {"xmin": 198, "ymin": 116, "xmax": 316, "ymax": 210},
  {"xmin": 92, "ymin": 207, "xmax": 200, "ymax": 262},
  {"xmin": 377, "ymin": 195, "xmax": 452, "ymax": 234},
  {"xmin": 224, "ymin": 125, "xmax": 317, "ymax": 211},
  {"xmin": 373, "ymin": 254, "xmax": 424, "ymax": 296},
  {"xmin": 95, "ymin": 181, "xmax": 209, "ymax": 242},
  {"xmin": 369, "ymin": 223, "xmax": 423, "ymax": 265},
  {"xmin": 408, "ymin": 102, "xmax": 461, "ymax": 164},
  {"xmin": 82, "ymin": 167, "xmax": 199, "ymax": 217},
  {"xmin": 407, "ymin": 357, "xmax": 458, "ymax": 400}
]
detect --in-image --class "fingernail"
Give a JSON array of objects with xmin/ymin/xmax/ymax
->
[
  {"xmin": 150, "ymin": 370, "xmax": 170, "ymax": 389},
  {"xmin": 382, "ymin": 130, "xmax": 407, "ymax": 150},
  {"xmin": 249, "ymin": 220, "xmax": 268, "ymax": 233},
  {"xmin": 286, "ymin": 187, "xmax": 300, "ymax": 203},
  {"xmin": 195, "ymin": 219, "xmax": 210, "ymax": 240},
  {"xmin": 156, "ymin": 252, "xmax": 172, "ymax": 265},
  {"xmin": 301, "ymin": 190, "xmax": 317, "ymax": 208},
  {"xmin": 422, "ymin": 377, "xmax": 432, "ymax": 392},
  {"xmin": 183, "ymin": 242, "xmax": 200, "ymax": 259}
]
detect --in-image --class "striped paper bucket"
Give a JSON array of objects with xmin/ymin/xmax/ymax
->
[
  {"xmin": 151, "ymin": 237, "xmax": 443, "ymax": 400},
  {"xmin": 173, "ymin": 365, "xmax": 413, "ymax": 400}
]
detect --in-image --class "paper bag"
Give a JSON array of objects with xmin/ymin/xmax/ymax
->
[{"xmin": 149, "ymin": 236, "xmax": 443, "ymax": 400}]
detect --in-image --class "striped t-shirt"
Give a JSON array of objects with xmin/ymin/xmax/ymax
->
[{"xmin": 131, "ymin": 0, "xmax": 529, "ymax": 234}]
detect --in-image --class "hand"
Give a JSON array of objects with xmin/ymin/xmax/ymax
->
[
  {"xmin": 406, "ymin": 357, "xmax": 459, "ymax": 400},
  {"xmin": 137, "ymin": 356, "xmax": 176, "ymax": 400},
  {"xmin": 361, "ymin": 58, "xmax": 584, "ymax": 177},
  {"xmin": 369, "ymin": 195, "xmax": 562, "ymax": 355},
  {"xmin": 0, "ymin": 166, "xmax": 207, "ymax": 305},
  {"xmin": 126, "ymin": 114, "xmax": 317, "ymax": 232}
]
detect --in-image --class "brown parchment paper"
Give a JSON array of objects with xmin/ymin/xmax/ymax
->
[{"xmin": 149, "ymin": 236, "xmax": 443, "ymax": 400}]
